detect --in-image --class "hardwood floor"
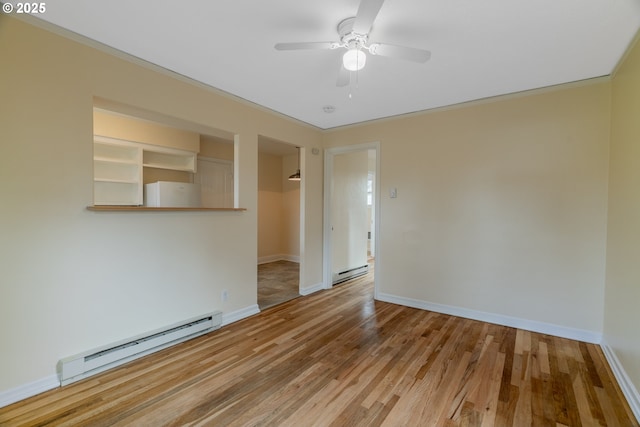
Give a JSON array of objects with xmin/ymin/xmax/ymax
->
[{"xmin": 1, "ymin": 270, "xmax": 637, "ymax": 426}]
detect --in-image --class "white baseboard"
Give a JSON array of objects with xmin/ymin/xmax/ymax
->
[
  {"xmin": 300, "ymin": 282, "xmax": 323, "ymax": 296},
  {"xmin": 258, "ymin": 254, "xmax": 300, "ymax": 265},
  {"xmin": 377, "ymin": 292, "xmax": 602, "ymax": 344},
  {"xmin": 1, "ymin": 305, "xmax": 260, "ymax": 409},
  {"xmin": 0, "ymin": 374, "xmax": 59, "ymax": 409},
  {"xmin": 222, "ymin": 304, "xmax": 260, "ymax": 326},
  {"xmin": 601, "ymin": 341, "xmax": 640, "ymax": 422}
]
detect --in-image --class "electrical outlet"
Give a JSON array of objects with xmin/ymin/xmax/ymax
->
[{"xmin": 221, "ymin": 289, "xmax": 228, "ymax": 302}]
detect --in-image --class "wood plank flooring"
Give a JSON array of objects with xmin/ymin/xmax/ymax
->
[{"xmin": 1, "ymin": 270, "xmax": 637, "ymax": 426}]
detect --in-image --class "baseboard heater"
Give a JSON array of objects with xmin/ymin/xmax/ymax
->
[
  {"xmin": 59, "ymin": 311, "xmax": 222, "ymax": 386},
  {"xmin": 332, "ymin": 264, "xmax": 369, "ymax": 285}
]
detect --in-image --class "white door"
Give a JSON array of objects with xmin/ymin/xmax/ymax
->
[
  {"xmin": 194, "ymin": 157, "xmax": 233, "ymax": 208},
  {"xmin": 324, "ymin": 143, "xmax": 380, "ymax": 293},
  {"xmin": 331, "ymin": 150, "xmax": 369, "ymax": 280}
]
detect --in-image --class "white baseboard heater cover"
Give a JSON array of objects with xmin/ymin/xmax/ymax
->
[
  {"xmin": 59, "ymin": 311, "xmax": 222, "ymax": 386},
  {"xmin": 333, "ymin": 264, "xmax": 369, "ymax": 285}
]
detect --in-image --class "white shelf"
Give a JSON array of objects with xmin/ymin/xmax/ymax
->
[
  {"xmin": 94, "ymin": 140, "xmax": 138, "ymax": 163},
  {"xmin": 94, "ymin": 181, "xmax": 141, "ymax": 206},
  {"xmin": 92, "ymin": 136, "xmax": 198, "ymax": 206},
  {"xmin": 94, "ymin": 178, "xmax": 139, "ymax": 184},
  {"xmin": 143, "ymin": 147, "xmax": 196, "ymax": 172},
  {"xmin": 143, "ymin": 164, "xmax": 194, "ymax": 172},
  {"xmin": 94, "ymin": 158, "xmax": 140, "ymax": 184},
  {"xmin": 94, "ymin": 156, "xmax": 138, "ymax": 165},
  {"xmin": 93, "ymin": 137, "xmax": 142, "ymax": 206}
]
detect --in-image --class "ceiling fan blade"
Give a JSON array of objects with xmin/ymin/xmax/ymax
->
[
  {"xmin": 337, "ymin": 64, "xmax": 350, "ymax": 87},
  {"xmin": 353, "ymin": 0, "xmax": 386, "ymax": 34},
  {"xmin": 274, "ymin": 42, "xmax": 336, "ymax": 51},
  {"xmin": 369, "ymin": 43, "xmax": 431, "ymax": 62}
]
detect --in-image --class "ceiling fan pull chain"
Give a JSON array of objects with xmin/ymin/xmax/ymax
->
[
  {"xmin": 348, "ymin": 67, "xmax": 361, "ymax": 100},
  {"xmin": 349, "ymin": 72, "xmax": 354, "ymax": 99}
]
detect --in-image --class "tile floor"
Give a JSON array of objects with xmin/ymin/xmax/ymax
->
[{"xmin": 257, "ymin": 260, "xmax": 300, "ymax": 310}]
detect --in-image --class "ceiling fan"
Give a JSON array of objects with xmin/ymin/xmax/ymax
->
[{"xmin": 274, "ymin": 0, "xmax": 431, "ymax": 87}]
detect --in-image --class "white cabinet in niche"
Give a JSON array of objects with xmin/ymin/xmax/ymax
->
[
  {"xmin": 93, "ymin": 136, "xmax": 198, "ymax": 206},
  {"xmin": 143, "ymin": 148, "xmax": 196, "ymax": 172},
  {"xmin": 93, "ymin": 136, "xmax": 142, "ymax": 206}
]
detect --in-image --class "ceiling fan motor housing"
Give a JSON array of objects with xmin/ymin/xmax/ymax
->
[{"xmin": 338, "ymin": 17, "xmax": 369, "ymax": 50}]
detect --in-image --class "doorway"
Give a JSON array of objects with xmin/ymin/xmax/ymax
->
[
  {"xmin": 257, "ymin": 137, "xmax": 302, "ymax": 310},
  {"xmin": 324, "ymin": 143, "xmax": 379, "ymax": 296}
]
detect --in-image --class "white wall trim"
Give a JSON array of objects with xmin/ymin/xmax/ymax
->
[
  {"xmin": 1, "ymin": 304, "xmax": 260, "ymax": 408},
  {"xmin": 300, "ymin": 282, "xmax": 324, "ymax": 296},
  {"xmin": 0, "ymin": 374, "xmax": 59, "ymax": 409},
  {"xmin": 377, "ymin": 292, "xmax": 602, "ymax": 344},
  {"xmin": 1, "ymin": 305, "xmax": 262, "ymax": 408},
  {"xmin": 601, "ymin": 340, "xmax": 640, "ymax": 422},
  {"xmin": 257, "ymin": 254, "xmax": 300, "ymax": 265},
  {"xmin": 222, "ymin": 304, "xmax": 260, "ymax": 326}
]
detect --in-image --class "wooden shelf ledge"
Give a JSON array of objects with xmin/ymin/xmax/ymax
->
[{"xmin": 87, "ymin": 206, "xmax": 247, "ymax": 212}]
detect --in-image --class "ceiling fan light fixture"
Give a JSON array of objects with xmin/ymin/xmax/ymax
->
[{"xmin": 343, "ymin": 48, "xmax": 366, "ymax": 71}]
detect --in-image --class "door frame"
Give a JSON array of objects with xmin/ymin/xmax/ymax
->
[
  {"xmin": 323, "ymin": 142, "xmax": 380, "ymax": 298},
  {"xmin": 256, "ymin": 141, "xmax": 304, "ymax": 302}
]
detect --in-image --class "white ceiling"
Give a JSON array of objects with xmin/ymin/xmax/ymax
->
[{"xmin": 24, "ymin": 0, "xmax": 640, "ymax": 129}]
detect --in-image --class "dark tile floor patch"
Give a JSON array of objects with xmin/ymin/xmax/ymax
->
[{"xmin": 258, "ymin": 260, "xmax": 300, "ymax": 310}]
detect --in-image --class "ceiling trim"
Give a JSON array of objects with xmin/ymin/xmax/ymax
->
[
  {"xmin": 611, "ymin": 28, "xmax": 640, "ymax": 78},
  {"xmin": 9, "ymin": 12, "xmax": 322, "ymax": 131},
  {"xmin": 6, "ymin": 12, "xmax": 622, "ymax": 134},
  {"xmin": 323, "ymin": 75, "xmax": 612, "ymax": 133}
]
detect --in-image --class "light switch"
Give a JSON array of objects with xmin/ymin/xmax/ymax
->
[{"xmin": 390, "ymin": 188, "xmax": 398, "ymax": 198}]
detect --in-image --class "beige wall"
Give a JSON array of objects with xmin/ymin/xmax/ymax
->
[
  {"xmin": 200, "ymin": 136, "xmax": 234, "ymax": 161},
  {"xmin": 95, "ymin": 109, "xmax": 194, "ymax": 184},
  {"xmin": 94, "ymin": 109, "xmax": 200, "ymax": 152},
  {"xmin": 257, "ymin": 152, "xmax": 300, "ymax": 261},
  {"xmin": 282, "ymin": 153, "xmax": 301, "ymax": 258},
  {"xmin": 606, "ymin": 34, "xmax": 640, "ymax": 401},
  {"xmin": 0, "ymin": 15, "xmax": 322, "ymax": 394},
  {"xmin": 324, "ymin": 81, "xmax": 611, "ymax": 334},
  {"xmin": 3, "ymin": 11, "xmax": 639, "ymax": 410},
  {"xmin": 258, "ymin": 152, "xmax": 285, "ymax": 259}
]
